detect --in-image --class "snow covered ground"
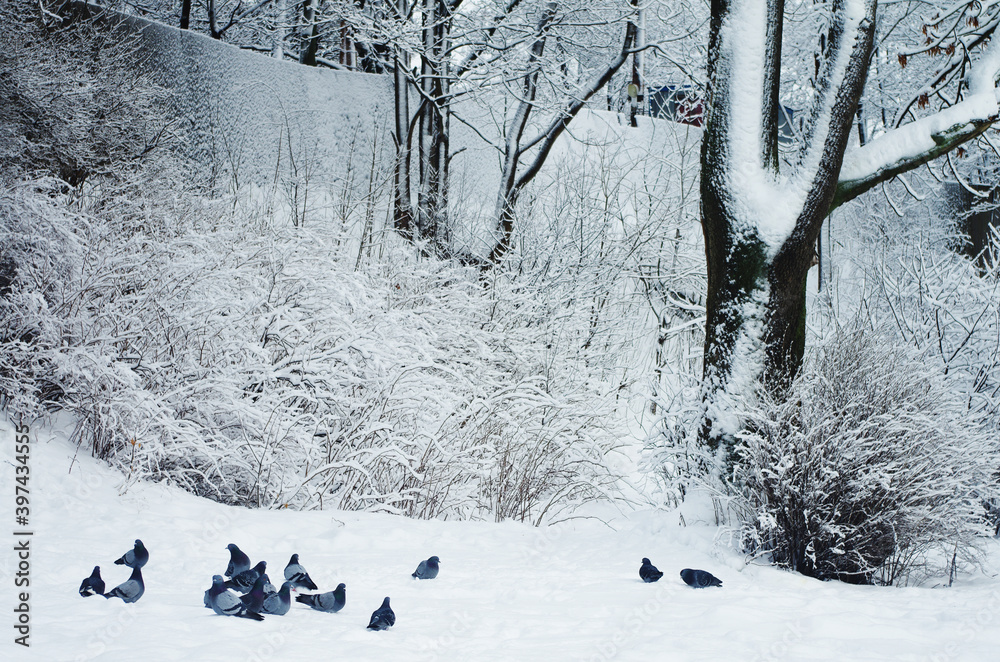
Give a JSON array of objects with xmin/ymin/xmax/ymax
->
[{"xmin": 3, "ymin": 414, "xmax": 1000, "ymax": 661}]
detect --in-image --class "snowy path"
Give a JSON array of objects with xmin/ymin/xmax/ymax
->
[{"xmin": 2, "ymin": 416, "xmax": 998, "ymax": 661}]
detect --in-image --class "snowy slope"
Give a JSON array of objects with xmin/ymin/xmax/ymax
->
[{"xmin": 3, "ymin": 415, "xmax": 999, "ymax": 661}]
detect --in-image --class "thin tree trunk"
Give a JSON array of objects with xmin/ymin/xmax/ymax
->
[
  {"xmin": 208, "ymin": 0, "xmax": 221, "ymax": 39},
  {"xmin": 393, "ymin": 40, "xmax": 414, "ymax": 236},
  {"xmin": 180, "ymin": 0, "xmax": 191, "ymax": 30},
  {"xmin": 300, "ymin": 0, "xmax": 321, "ymax": 66},
  {"xmin": 416, "ymin": 0, "xmax": 451, "ymax": 244},
  {"xmin": 272, "ymin": 0, "xmax": 287, "ymax": 58}
]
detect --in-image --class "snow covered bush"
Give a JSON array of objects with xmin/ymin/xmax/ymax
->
[
  {"xmin": 0, "ymin": 1, "xmax": 173, "ymax": 188},
  {"xmin": 0, "ymin": 181, "xmax": 84, "ymax": 416},
  {"xmin": 0, "ymin": 160, "xmax": 632, "ymax": 521},
  {"xmin": 832, "ymin": 183, "xmax": 1000, "ymax": 537},
  {"xmin": 732, "ymin": 323, "xmax": 997, "ymax": 585}
]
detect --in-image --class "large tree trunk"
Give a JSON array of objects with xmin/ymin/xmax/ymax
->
[{"xmin": 698, "ymin": 0, "xmax": 876, "ymax": 454}]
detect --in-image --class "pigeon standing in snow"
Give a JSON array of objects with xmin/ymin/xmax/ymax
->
[
  {"xmin": 261, "ymin": 573, "xmax": 277, "ymax": 596},
  {"xmin": 412, "ymin": 555, "xmax": 440, "ymax": 580},
  {"xmin": 639, "ymin": 558, "xmax": 664, "ymax": 583},
  {"xmin": 240, "ymin": 574, "xmax": 268, "ymax": 612},
  {"xmin": 79, "ymin": 566, "xmax": 105, "ymax": 597},
  {"xmin": 295, "ymin": 583, "xmax": 346, "ymax": 613},
  {"xmin": 680, "ymin": 568, "xmax": 723, "ymax": 588},
  {"xmin": 261, "ymin": 581, "xmax": 293, "ymax": 616},
  {"xmin": 114, "ymin": 540, "xmax": 149, "ymax": 569},
  {"xmin": 207, "ymin": 575, "xmax": 264, "ymax": 620},
  {"xmin": 367, "ymin": 596, "xmax": 395, "ymax": 630},
  {"xmin": 104, "ymin": 565, "xmax": 144, "ymax": 603},
  {"xmin": 225, "ymin": 544, "xmax": 252, "ymax": 578},
  {"xmin": 283, "ymin": 554, "xmax": 318, "ymax": 590},
  {"xmin": 226, "ymin": 561, "xmax": 266, "ymax": 592}
]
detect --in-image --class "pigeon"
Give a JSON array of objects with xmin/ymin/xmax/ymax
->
[
  {"xmin": 240, "ymin": 574, "xmax": 268, "ymax": 612},
  {"xmin": 261, "ymin": 581, "xmax": 293, "ymax": 616},
  {"xmin": 261, "ymin": 573, "xmax": 277, "ymax": 596},
  {"xmin": 680, "ymin": 568, "xmax": 723, "ymax": 588},
  {"xmin": 412, "ymin": 555, "xmax": 440, "ymax": 580},
  {"xmin": 366, "ymin": 596, "xmax": 395, "ymax": 630},
  {"xmin": 295, "ymin": 583, "xmax": 346, "ymax": 613},
  {"xmin": 639, "ymin": 558, "xmax": 664, "ymax": 583},
  {"xmin": 226, "ymin": 561, "xmax": 266, "ymax": 592},
  {"xmin": 114, "ymin": 539, "xmax": 149, "ymax": 569},
  {"xmin": 225, "ymin": 544, "xmax": 252, "ymax": 578},
  {"xmin": 283, "ymin": 554, "xmax": 318, "ymax": 590},
  {"xmin": 207, "ymin": 575, "xmax": 264, "ymax": 620},
  {"xmin": 79, "ymin": 566, "xmax": 105, "ymax": 597},
  {"xmin": 104, "ymin": 565, "xmax": 144, "ymax": 603}
]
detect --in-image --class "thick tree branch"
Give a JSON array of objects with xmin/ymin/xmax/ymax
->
[{"xmin": 832, "ymin": 114, "xmax": 996, "ymax": 210}]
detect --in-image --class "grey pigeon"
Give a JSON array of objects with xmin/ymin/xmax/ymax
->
[
  {"xmin": 412, "ymin": 555, "xmax": 440, "ymax": 580},
  {"xmin": 283, "ymin": 554, "xmax": 318, "ymax": 590},
  {"xmin": 366, "ymin": 596, "xmax": 395, "ymax": 630},
  {"xmin": 79, "ymin": 566, "xmax": 105, "ymax": 597},
  {"xmin": 104, "ymin": 565, "xmax": 144, "ymax": 603},
  {"xmin": 261, "ymin": 581, "xmax": 292, "ymax": 616},
  {"xmin": 680, "ymin": 568, "xmax": 722, "ymax": 588},
  {"xmin": 226, "ymin": 561, "xmax": 266, "ymax": 592},
  {"xmin": 261, "ymin": 573, "xmax": 277, "ymax": 596},
  {"xmin": 639, "ymin": 558, "xmax": 663, "ymax": 583},
  {"xmin": 225, "ymin": 544, "xmax": 252, "ymax": 578},
  {"xmin": 114, "ymin": 539, "xmax": 148, "ymax": 569},
  {"xmin": 207, "ymin": 575, "xmax": 264, "ymax": 620},
  {"xmin": 240, "ymin": 574, "xmax": 268, "ymax": 612},
  {"xmin": 295, "ymin": 583, "xmax": 346, "ymax": 613}
]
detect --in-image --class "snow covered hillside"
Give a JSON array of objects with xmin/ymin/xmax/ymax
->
[{"xmin": 4, "ymin": 416, "xmax": 999, "ymax": 661}]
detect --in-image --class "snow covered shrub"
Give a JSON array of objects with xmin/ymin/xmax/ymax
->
[
  {"xmin": 0, "ymin": 181, "xmax": 85, "ymax": 416},
  {"xmin": 839, "ymin": 193, "xmax": 1000, "ymax": 537},
  {"xmin": 414, "ymin": 382, "xmax": 622, "ymax": 524},
  {"xmin": 1, "ymin": 3, "xmax": 643, "ymax": 521},
  {"xmin": 732, "ymin": 323, "xmax": 996, "ymax": 585},
  {"xmin": 0, "ymin": 0, "xmax": 173, "ymax": 188},
  {"xmin": 0, "ymin": 0, "xmax": 181, "ymax": 420}
]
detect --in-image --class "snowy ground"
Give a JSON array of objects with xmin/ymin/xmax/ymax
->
[{"xmin": 3, "ymin": 415, "xmax": 999, "ymax": 661}]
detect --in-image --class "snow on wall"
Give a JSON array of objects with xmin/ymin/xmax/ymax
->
[
  {"xmin": 74, "ymin": 2, "xmax": 395, "ymax": 188},
  {"xmin": 68, "ymin": 3, "xmax": 700, "ymax": 248}
]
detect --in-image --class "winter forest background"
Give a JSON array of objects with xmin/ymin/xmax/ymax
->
[{"xmin": 3, "ymin": 0, "xmax": 1000, "ymax": 598}]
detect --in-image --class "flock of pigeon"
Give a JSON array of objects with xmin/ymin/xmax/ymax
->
[
  {"xmin": 78, "ymin": 539, "xmax": 443, "ymax": 629},
  {"xmin": 80, "ymin": 541, "xmax": 718, "ymax": 630}
]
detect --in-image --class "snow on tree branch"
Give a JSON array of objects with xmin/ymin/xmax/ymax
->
[{"xmin": 835, "ymin": 29, "xmax": 1000, "ymax": 208}]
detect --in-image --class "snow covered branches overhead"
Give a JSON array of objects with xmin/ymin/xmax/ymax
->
[{"xmin": 836, "ymin": 2, "xmax": 1000, "ymax": 208}]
